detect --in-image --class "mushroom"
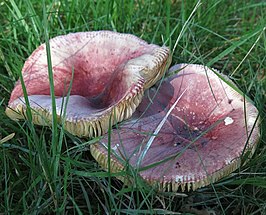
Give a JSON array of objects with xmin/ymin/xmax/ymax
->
[
  {"xmin": 90, "ymin": 63, "xmax": 260, "ymax": 192},
  {"xmin": 6, "ymin": 31, "xmax": 170, "ymax": 137}
]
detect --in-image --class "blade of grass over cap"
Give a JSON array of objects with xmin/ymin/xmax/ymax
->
[
  {"xmin": 42, "ymin": 1, "xmax": 58, "ymax": 143},
  {"xmin": 136, "ymin": 88, "xmax": 187, "ymax": 168}
]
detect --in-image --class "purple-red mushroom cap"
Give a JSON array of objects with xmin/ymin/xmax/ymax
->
[
  {"xmin": 6, "ymin": 31, "xmax": 171, "ymax": 137},
  {"xmin": 90, "ymin": 64, "xmax": 260, "ymax": 192}
]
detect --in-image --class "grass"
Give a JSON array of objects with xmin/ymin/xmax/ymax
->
[{"xmin": 0, "ymin": 0, "xmax": 265, "ymax": 214}]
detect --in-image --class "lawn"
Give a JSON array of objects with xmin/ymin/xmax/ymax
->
[{"xmin": 0, "ymin": 0, "xmax": 265, "ymax": 214}]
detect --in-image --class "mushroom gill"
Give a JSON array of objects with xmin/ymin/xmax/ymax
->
[
  {"xmin": 6, "ymin": 31, "xmax": 171, "ymax": 137},
  {"xmin": 90, "ymin": 63, "xmax": 260, "ymax": 192}
]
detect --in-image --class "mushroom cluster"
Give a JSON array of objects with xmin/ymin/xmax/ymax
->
[{"xmin": 6, "ymin": 31, "xmax": 260, "ymax": 192}]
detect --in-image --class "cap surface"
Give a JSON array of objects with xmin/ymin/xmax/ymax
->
[
  {"xmin": 6, "ymin": 31, "xmax": 170, "ymax": 137},
  {"xmin": 90, "ymin": 63, "xmax": 260, "ymax": 191}
]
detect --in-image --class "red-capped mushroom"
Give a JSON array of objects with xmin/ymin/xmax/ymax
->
[
  {"xmin": 6, "ymin": 31, "xmax": 171, "ymax": 137},
  {"xmin": 90, "ymin": 63, "xmax": 260, "ymax": 192}
]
